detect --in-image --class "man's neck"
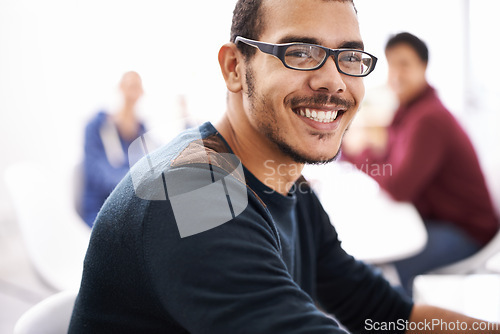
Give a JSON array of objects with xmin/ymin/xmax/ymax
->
[
  {"xmin": 215, "ymin": 112, "xmax": 303, "ymax": 196},
  {"xmin": 398, "ymin": 82, "xmax": 429, "ymax": 107}
]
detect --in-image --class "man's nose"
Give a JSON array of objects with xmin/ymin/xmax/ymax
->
[{"xmin": 309, "ymin": 56, "xmax": 347, "ymax": 93}]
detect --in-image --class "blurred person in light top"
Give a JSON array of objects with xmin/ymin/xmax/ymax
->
[{"xmin": 81, "ymin": 71, "xmax": 146, "ymax": 227}]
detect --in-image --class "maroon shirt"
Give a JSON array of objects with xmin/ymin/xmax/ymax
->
[{"xmin": 344, "ymin": 85, "xmax": 498, "ymax": 245}]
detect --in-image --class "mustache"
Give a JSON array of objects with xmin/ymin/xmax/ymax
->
[{"xmin": 288, "ymin": 94, "xmax": 355, "ymax": 110}]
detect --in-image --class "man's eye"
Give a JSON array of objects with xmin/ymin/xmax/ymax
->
[
  {"xmin": 340, "ymin": 53, "xmax": 362, "ymax": 63},
  {"xmin": 286, "ymin": 51, "xmax": 311, "ymax": 58}
]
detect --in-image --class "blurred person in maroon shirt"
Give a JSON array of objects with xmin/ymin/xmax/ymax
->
[{"xmin": 342, "ymin": 32, "xmax": 499, "ymax": 296}]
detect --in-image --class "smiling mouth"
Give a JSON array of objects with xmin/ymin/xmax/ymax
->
[{"xmin": 293, "ymin": 107, "xmax": 346, "ymax": 123}]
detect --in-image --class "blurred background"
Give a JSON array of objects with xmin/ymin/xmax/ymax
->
[
  {"xmin": 1, "ymin": 0, "xmax": 499, "ymax": 224},
  {"xmin": 1, "ymin": 0, "xmax": 499, "ymax": 332}
]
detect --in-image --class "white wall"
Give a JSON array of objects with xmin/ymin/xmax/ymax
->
[
  {"xmin": 356, "ymin": 0, "xmax": 467, "ymax": 114},
  {"xmin": 0, "ymin": 1, "xmax": 235, "ymax": 223}
]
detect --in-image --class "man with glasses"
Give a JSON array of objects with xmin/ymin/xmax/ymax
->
[{"xmin": 70, "ymin": 1, "xmax": 500, "ymax": 333}]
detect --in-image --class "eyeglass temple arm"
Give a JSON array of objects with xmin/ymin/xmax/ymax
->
[{"xmin": 236, "ymin": 37, "xmax": 277, "ymax": 56}]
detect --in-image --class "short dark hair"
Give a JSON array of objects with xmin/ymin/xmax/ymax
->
[
  {"xmin": 230, "ymin": 0, "xmax": 264, "ymax": 60},
  {"xmin": 230, "ymin": 0, "xmax": 356, "ymax": 60},
  {"xmin": 385, "ymin": 32, "xmax": 429, "ymax": 64}
]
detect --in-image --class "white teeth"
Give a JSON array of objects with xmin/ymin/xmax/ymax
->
[{"xmin": 298, "ymin": 108, "xmax": 342, "ymax": 123}]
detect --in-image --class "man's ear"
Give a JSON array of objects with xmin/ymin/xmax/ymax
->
[{"xmin": 218, "ymin": 43, "xmax": 245, "ymax": 93}]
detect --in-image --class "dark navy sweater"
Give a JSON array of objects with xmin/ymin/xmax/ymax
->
[{"xmin": 69, "ymin": 122, "xmax": 413, "ymax": 333}]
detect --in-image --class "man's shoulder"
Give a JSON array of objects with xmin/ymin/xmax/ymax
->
[
  {"xmin": 84, "ymin": 111, "xmax": 112, "ymax": 141},
  {"xmin": 403, "ymin": 92, "xmax": 457, "ymax": 132},
  {"xmin": 86, "ymin": 110, "xmax": 108, "ymax": 128},
  {"xmin": 412, "ymin": 89, "xmax": 452, "ymax": 118},
  {"xmin": 107, "ymin": 123, "xmax": 252, "ymax": 238},
  {"xmin": 129, "ymin": 123, "xmax": 244, "ymax": 201}
]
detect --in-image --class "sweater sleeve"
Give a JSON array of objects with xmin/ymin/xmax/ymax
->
[
  {"xmin": 142, "ymin": 165, "xmax": 348, "ymax": 334},
  {"xmin": 312, "ymin": 196, "xmax": 414, "ymax": 333}
]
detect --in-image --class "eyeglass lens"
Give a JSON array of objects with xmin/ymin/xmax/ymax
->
[{"xmin": 284, "ymin": 44, "xmax": 373, "ymax": 75}]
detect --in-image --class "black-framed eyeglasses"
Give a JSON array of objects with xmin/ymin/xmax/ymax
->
[{"xmin": 235, "ymin": 36, "xmax": 377, "ymax": 77}]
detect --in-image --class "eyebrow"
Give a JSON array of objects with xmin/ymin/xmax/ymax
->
[
  {"xmin": 276, "ymin": 35, "xmax": 365, "ymax": 50},
  {"xmin": 277, "ymin": 36, "xmax": 321, "ymax": 45},
  {"xmin": 339, "ymin": 40, "xmax": 365, "ymax": 50}
]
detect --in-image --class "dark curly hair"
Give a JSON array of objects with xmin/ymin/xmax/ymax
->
[
  {"xmin": 230, "ymin": 0, "xmax": 356, "ymax": 60},
  {"xmin": 230, "ymin": 0, "xmax": 264, "ymax": 60}
]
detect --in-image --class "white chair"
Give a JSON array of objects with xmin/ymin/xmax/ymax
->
[
  {"xmin": 4, "ymin": 161, "xmax": 91, "ymax": 291},
  {"xmin": 14, "ymin": 290, "xmax": 78, "ymax": 334},
  {"xmin": 71, "ymin": 162, "xmax": 85, "ymax": 220}
]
